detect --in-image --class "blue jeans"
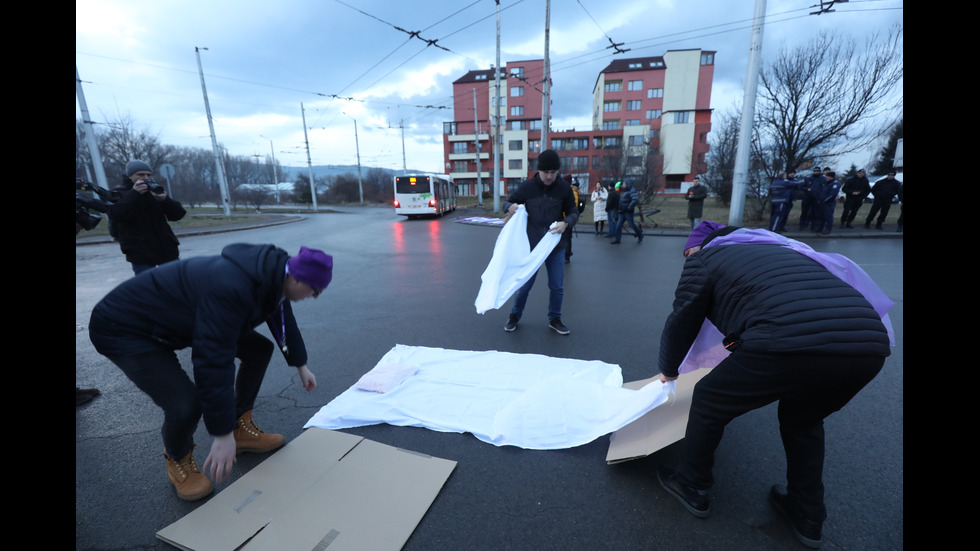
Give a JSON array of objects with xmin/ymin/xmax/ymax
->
[
  {"xmin": 615, "ymin": 211, "xmax": 642, "ymax": 241},
  {"xmin": 606, "ymin": 211, "xmax": 619, "ymax": 236},
  {"xmin": 509, "ymin": 244, "xmax": 565, "ymax": 321}
]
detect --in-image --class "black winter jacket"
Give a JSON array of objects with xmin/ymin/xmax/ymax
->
[
  {"xmin": 89, "ymin": 243, "xmax": 308, "ymax": 436},
  {"xmin": 108, "ymin": 176, "xmax": 187, "ymax": 265},
  {"xmin": 503, "ymin": 173, "xmax": 579, "ymax": 249},
  {"xmin": 658, "ymin": 242, "xmax": 891, "ymax": 377}
]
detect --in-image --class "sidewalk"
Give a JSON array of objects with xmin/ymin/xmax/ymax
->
[{"xmin": 75, "ymin": 214, "xmax": 307, "ymax": 246}]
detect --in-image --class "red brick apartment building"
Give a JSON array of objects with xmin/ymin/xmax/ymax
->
[{"xmin": 443, "ymin": 50, "xmax": 715, "ymax": 197}]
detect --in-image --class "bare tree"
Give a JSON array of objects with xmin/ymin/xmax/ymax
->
[
  {"xmin": 93, "ymin": 114, "xmax": 175, "ymax": 182},
  {"xmin": 756, "ymin": 25, "xmax": 903, "ymax": 174}
]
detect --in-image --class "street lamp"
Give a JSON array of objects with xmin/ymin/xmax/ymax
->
[
  {"xmin": 342, "ymin": 113, "xmax": 365, "ymax": 204},
  {"xmin": 260, "ymin": 134, "xmax": 280, "ymax": 203}
]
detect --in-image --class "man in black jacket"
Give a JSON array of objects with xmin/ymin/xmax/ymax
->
[
  {"xmin": 864, "ymin": 172, "xmax": 902, "ymax": 229},
  {"xmin": 109, "ymin": 160, "xmax": 187, "ymax": 275},
  {"xmin": 501, "ymin": 149, "xmax": 578, "ymax": 335},
  {"xmin": 840, "ymin": 169, "xmax": 870, "ymax": 228},
  {"xmin": 656, "ymin": 222, "xmax": 892, "ymax": 549},
  {"xmin": 89, "ymin": 243, "xmax": 332, "ymax": 501}
]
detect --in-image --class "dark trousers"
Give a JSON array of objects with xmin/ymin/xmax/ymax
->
[
  {"xmin": 840, "ymin": 196, "xmax": 864, "ymax": 225},
  {"xmin": 865, "ymin": 200, "xmax": 892, "ymax": 228},
  {"xmin": 90, "ymin": 325, "xmax": 274, "ymax": 459},
  {"xmin": 674, "ymin": 350, "xmax": 884, "ymax": 522}
]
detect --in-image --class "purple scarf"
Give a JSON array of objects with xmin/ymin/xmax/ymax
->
[{"xmin": 678, "ymin": 228, "xmax": 895, "ymax": 374}]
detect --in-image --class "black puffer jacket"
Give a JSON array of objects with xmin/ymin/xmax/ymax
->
[
  {"xmin": 89, "ymin": 243, "xmax": 307, "ymax": 436},
  {"xmin": 108, "ymin": 176, "xmax": 187, "ymax": 265},
  {"xmin": 659, "ymin": 242, "xmax": 891, "ymax": 377},
  {"xmin": 502, "ymin": 173, "xmax": 579, "ymax": 249}
]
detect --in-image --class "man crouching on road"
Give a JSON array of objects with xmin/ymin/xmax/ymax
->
[{"xmin": 89, "ymin": 243, "xmax": 332, "ymax": 501}]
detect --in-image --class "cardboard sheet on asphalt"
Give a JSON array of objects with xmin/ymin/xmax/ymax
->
[
  {"xmin": 606, "ymin": 368, "xmax": 713, "ymax": 464},
  {"xmin": 156, "ymin": 427, "xmax": 456, "ymax": 551}
]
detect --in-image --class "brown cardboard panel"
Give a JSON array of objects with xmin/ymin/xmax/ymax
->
[
  {"xmin": 605, "ymin": 368, "xmax": 713, "ymax": 464},
  {"xmin": 157, "ymin": 427, "xmax": 456, "ymax": 551}
]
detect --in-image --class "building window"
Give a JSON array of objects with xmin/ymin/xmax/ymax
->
[
  {"xmin": 646, "ymin": 109, "xmax": 662, "ymax": 119},
  {"xmin": 452, "ymin": 161, "xmax": 468, "ymax": 172},
  {"xmin": 603, "ymin": 101, "xmax": 621, "ymax": 112},
  {"xmin": 647, "ymin": 88, "xmax": 663, "ymax": 98},
  {"xmin": 510, "ymin": 105, "xmax": 524, "ymax": 116},
  {"xmin": 444, "ymin": 122, "xmax": 457, "ymax": 134},
  {"xmin": 628, "ymin": 135, "xmax": 646, "ymax": 146},
  {"xmin": 674, "ymin": 111, "xmax": 691, "ymax": 124},
  {"xmin": 453, "ymin": 142, "xmax": 468, "ymax": 154},
  {"xmin": 529, "ymin": 119, "xmax": 542, "ymax": 130},
  {"xmin": 603, "ymin": 120, "xmax": 620, "ymax": 130},
  {"xmin": 572, "ymin": 156, "xmax": 588, "ymax": 170},
  {"xmin": 626, "ymin": 156, "xmax": 643, "ymax": 168},
  {"xmin": 508, "ymin": 159, "xmax": 523, "ymax": 170},
  {"xmin": 649, "ymin": 129, "xmax": 660, "ymax": 140},
  {"xmin": 508, "ymin": 120, "xmax": 527, "ymax": 130},
  {"xmin": 628, "ymin": 80, "xmax": 643, "ymax": 91},
  {"xmin": 592, "ymin": 155, "xmax": 601, "ymax": 169},
  {"xmin": 604, "ymin": 81, "xmax": 622, "ymax": 93},
  {"xmin": 511, "ymin": 86, "xmax": 524, "ymax": 97},
  {"xmin": 475, "ymin": 74, "xmax": 487, "ymax": 80},
  {"xmin": 628, "ymin": 62, "xmax": 642, "ymax": 69},
  {"xmin": 650, "ymin": 60, "xmax": 664, "ymax": 68},
  {"xmin": 510, "ymin": 66, "xmax": 525, "ymax": 78},
  {"xmin": 701, "ymin": 53, "xmax": 714, "ymax": 65},
  {"xmin": 625, "ymin": 119, "xmax": 641, "ymax": 126},
  {"xmin": 603, "ymin": 136, "xmax": 622, "ymax": 149},
  {"xmin": 529, "ymin": 139, "xmax": 541, "ymax": 153},
  {"xmin": 626, "ymin": 100, "xmax": 642, "ymax": 111},
  {"xmin": 508, "ymin": 139, "xmax": 523, "ymax": 151}
]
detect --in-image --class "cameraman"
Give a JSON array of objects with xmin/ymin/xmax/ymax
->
[{"xmin": 111, "ymin": 160, "xmax": 187, "ymax": 275}]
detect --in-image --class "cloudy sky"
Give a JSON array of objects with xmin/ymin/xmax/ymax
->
[{"xmin": 76, "ymin": 0, "xmax": 903, "ymax": 174}]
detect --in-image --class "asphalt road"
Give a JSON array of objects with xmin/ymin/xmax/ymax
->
[{"xmin": 76, "ymin": 208, "xmax": 903, "ymax": 551}]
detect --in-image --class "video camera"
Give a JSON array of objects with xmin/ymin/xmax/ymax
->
[{"xmin": 75, "ymin": 178, "xmax": 118, "ymax": 231}]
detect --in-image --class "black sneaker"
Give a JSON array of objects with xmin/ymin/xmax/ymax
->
[
  {"xmin": 769, "ymin": 484, "xmax": 823, "ymax": 549},
  {"xmin": 657, "ymin": 466, "xmax": 710, "ymax": 518},
  {"xmin": 548, "ymin": 318, "xmax": 570, "ymax": 335},
  {"xmin": 637, "ymin": 232, "xmax": 644, "ymax": 243},
  {"xmin": 504, "ymin": 315, "xmax": 519, "ymax": 332}
]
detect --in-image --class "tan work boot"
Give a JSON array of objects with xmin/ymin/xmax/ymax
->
[
  {"xmin": 234, "ymin": 410, "xmax": 285, "ymax": 454},
  {"xmin": 165, "ymin": 447, "xmax": 213, "ymax": 501}
]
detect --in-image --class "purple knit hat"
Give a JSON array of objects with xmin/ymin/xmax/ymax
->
[
  {"xmin": 287, "ymin": 246, "xmax": 333, "ymax": 291},
  {"xmin": 684, "ymin": 221, "xmax": 727, "ymax": 252}
]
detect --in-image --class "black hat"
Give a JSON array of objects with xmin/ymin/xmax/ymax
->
[{"xmin": 537, "ymin": 149, "xmax": 561, "ymax": 171}]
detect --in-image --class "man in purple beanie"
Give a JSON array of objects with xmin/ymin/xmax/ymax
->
[
  {"xmin": 656, "ymin": 221, "xmax": 892, "ymax": 548},
  {"xmin": 90, "ymin": 243, "xmax": 333, "ymax": 501}
]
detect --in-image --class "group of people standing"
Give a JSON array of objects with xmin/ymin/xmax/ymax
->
[
  {"xmin": 588, "ymin": 179, "xmax": 645, "ymax": 244},
  {"xmin": 768, "ymin": 167, "xmax": 903, "ymax": 235}
]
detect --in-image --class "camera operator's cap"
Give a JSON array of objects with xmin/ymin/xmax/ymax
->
[
  {"xmin": 126, "ymin": 160, "xmax": 153, "ymax": 176},
  {"xmin": 537, "ymin": 149, "xmax": 561, "ymax": 171},
  {"xmin": 288, "ymin": 246, "xmax": 333, "ymax": 292}
]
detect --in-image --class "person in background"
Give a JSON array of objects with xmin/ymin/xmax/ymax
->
[
  {"xmin": 591, "ymin": 182, "xmax": 608, "ymax": 235},
  {"xmin": 811, "ymin": 171, "xmax": 841, "ymax": 235},
  {"xmin": 657, "ymin": 221, "xmax": 892, "ymax": 549},
  {"xmin": 89, "ymin": 244, "xmax": 332, "ymax": 501},
  {"xmin": 864, "ymin": 172, "xmax": 902, "ymax": 230},
  {"xmin": 684, "ymin": 177, "xmax": 709, "ymax": 230},
  {"xmin": 611, "ymin": 179, "xmax": 643, "ymax": 244},
  {"xmin": 798, "ymin": 167, "xmax": 822, "ymax": 231},
  {"xmin": 840, "ymin": 169, "xmax": 870, "ymax": 228},
  {"xmin": 768, "ymin": 170, "xmax": 801, "ymax": 233},
  {"xmin": 562, "ymin": 176, "xmax": 583, "ymax": 263},
  {"xmin": 604, "ymin": 182, "xmax": 620, "ymax": 238},
  {"xmin": 109, "ymin": 160, "xmax": 187, "ymax": 275},
  {"xmin": 502, "ymin": 149, "xmax": 578, "ymax": 335}
]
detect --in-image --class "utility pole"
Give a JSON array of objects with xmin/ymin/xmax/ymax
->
[
  {"xmin": 260, "ymin": 134, "xmax": 280, "ymax": 203},
  {"xmin": 541, "ymin": 0, "xmax": 551, "ymax": 150},
  {"xmin": 301, "ymin": 103, "xmax": 318, "ymax": 211},
  {"xmin": 474, "ymin": 88, "xmax": 483, "ymax": 207},
  {"xmin": 195, "ymin": 47, "xmax": 231, "ymax": 216},
  {"xmin": 75, "ymin": 66, "xmax": 109, "ymax": 190},
  {"xmin": 400, "ymin": 119, "xmax": 407, "ymax": 174},
  {"xmin": 352, "ymin": 117, "xmax": 364, "ymax": 204},
  {"xmin": 729, "ymin": 0, "xmax": 766, "ymax": 226},
  {"xmin": 493, "ymin": 0, "xmax": 502, "ymax": 213}
]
